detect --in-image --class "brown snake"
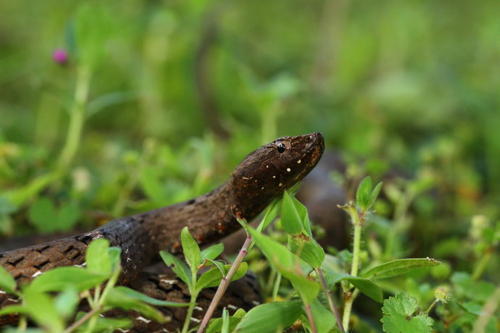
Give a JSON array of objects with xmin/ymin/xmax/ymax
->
[{"xmin": 0, "ymin": 133, "xmax": 324, "ymax": 327}]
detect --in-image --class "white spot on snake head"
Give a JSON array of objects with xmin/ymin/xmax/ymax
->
[{"xmin": 286, "ymin": 168, "xmax": 291, "ymax": 172}]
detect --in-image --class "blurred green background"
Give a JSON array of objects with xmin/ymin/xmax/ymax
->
[
  {"xmin": 0, "ymin": 0, "xmax": 498, "ymax": 256},
  {"xmin": 0, "ymin": 1, "xmax": 499, "ymax": 331}
]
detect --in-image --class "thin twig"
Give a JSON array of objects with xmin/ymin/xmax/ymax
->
[
  {"xmin": 316, "ymin": 268, "xmax": 345, "ymax": 333},
  {"xmin": 196, "ymin": 234, "xmax": 252, "ymax": 333},
  {"xmin": 64, "ymin": 306, "xmax": 101, "ymax": 333},
  {"xmin": 304, "ymin": 302, "xmax": 318, "ymax": 333}
]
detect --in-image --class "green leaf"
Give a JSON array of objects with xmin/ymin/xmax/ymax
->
[
  {"xmin": 247, "ymin": 227, "xmax": 319, "ymax": 303},
  {"xmin": 181, "ymin": 226, "xmax": 201, "ymax": 271},
  {"xmin": 369, "ymin": 181, "xmax": 383, "ymax": 209},
  {"xmin": 86, "ymin": 238, "xmax": 112, "ymax": 276},
  {"xmin": 0, "ymin": 305, "xmax": 29, "ymax": 316},
  {"xmin": 27, "ymin": 267, "xmax": 107, "ymax": 293},
  {"xmin": 56, "ymin": 202, "xmax": 80, "ymax": 231},
  {"xmin": 111, "ymin": 286, "xmax": 187, "ymax": 307},
  {"xmin": 281, "ymin": 191, "xmax": 304, "ymax": 234},
  {"xmin": 54, "ymin": 288, "xmax": 79, "ymax": 319},
  {"xmin": 381, "ymin": 293, "xmax": 433, "ymax": 333},
  {"xmin": 235, "ymin": 301, "xmax": 303, "ymax": 333},
  {"xmin": 207, "ymin": 308, "xmax": 246, "ymax": 333},
  {"xmin": 160, "ymin": 251, "xmax": 192, "ymax": 289},
  {"xmin": 0, "ymin": 266, "xmax": 16, "ymax": 294},
  {"xmin": 346, "ymin": 277, "xmax": 383, "ymax": 303},
  {"xmin": 310, "ymin": 299, "xmax": 336, "ymax": 333},
  {"xmin": 105, "ymin": 287, "xmax": 167, "ymax": 323},
  {"xmin": 319, "ymin": 268, "xmax": 383, "ymax": 303},
  {"xmin": 29, "ymin": 198, "xmax": 57, "ymax": 233},
  {"xmin": 289, "ymin": 235, "xmax": 325, "ymax": 268},
  {"xmin": 356, "ymin": 176, "xmax": 372, "ymax": 211},
  {"xmin": 28, "ymin": 199, "xmax": 80, "ymax": 233},
  {"xmin": 451, "ymin": 272, "xmax": 496, "ymax": 302},
  {"xmin": 361, "ymin": 258, "xmax": 441, "ymax": 280},
  {"xmin": 257, "ymin": 200, "xmax": 279, "ymax": 232},
  {"xmin": 23, "ymin": 288, "xmax": 64, "ymax": 332},
  {"xmin": 74, "ymin": 312, "xmax": 132, "ymax": 332},
  {"xmin": 201, "ymin": 243, "xmax": 224, "ymax": 261},
  {"xmin": 196, "ymin": 262, "xmax": 248, "ymax": 292}
]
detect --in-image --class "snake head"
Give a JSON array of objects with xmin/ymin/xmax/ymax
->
[{"xmin": 231, "ymin": 132, "xmax": 325, "ymax": 217}]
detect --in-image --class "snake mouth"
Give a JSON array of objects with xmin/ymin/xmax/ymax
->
[{"xmin": 303, "ymin": 132, "xmax": 325, "ymax": 167}]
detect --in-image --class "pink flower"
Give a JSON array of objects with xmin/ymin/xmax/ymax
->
[{"xmin": 52, "ymin": 49, "xmax": 68, "ymax": 64}]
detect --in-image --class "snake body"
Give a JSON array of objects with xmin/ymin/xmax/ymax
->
[{"xmin": 0, "ymin": 133, "xmax": 324, "ymax": 306}]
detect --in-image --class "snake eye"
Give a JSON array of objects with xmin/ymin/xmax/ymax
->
[{"xmin": 277, "ymin": 142, "xmax": 286, "ymax": 153}]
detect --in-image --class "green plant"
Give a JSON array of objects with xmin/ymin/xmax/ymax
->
[{"xmin": 0, "ymin": 239, "xmax": 186, "ymax": 332}]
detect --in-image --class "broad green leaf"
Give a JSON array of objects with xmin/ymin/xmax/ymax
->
[
  {"xmin": 0, "ymin": 266, "xmax": 16, "ymax": 294},
  {"xmin": 346, "ymin": 277, "xmax": 383, "ymax": 303},
  {"xmin": 86, "ymin": 238, "xmax": 112, "ymax": 276},
  {"xmin": 451, "ymin": 272, "xmax": 496, "ymax": 302},
  {"xmin": 196, "ymin": 262, "xmax": 248, "ymax": 292},
  {"xmin": 235, "ymin": 301, "xmax": 303, "ymax": 333},
  {"xmin": 201, "ymin": 243, "xmax": 224, "ymax": 261},
  {"xmin": 356, "ymin": 176, "xmax": 372, "ymax": 211},
  {"xmin": 319, "ymin": 267, "xmax": 383, "ymax": 303},
  {"xmin": 310, "ymin": 299, "xmax": 336, "ymax": 333},
  {"xmin": 181, "ymin": 226, "xmax": 201, "ymax": 271},
  {"xmin": 361, "ymin": 258, "xmax": 441, "ymax": 280},
  {"xmin": 289, "ymin": 235, "xmax": 325, "ymax": 268},
  {"xmin": 29, "ymin": 198, "xmax": 56, "ymax": 233},
  {"xmin": 28, "ymin": 267, "xmax": 107, "ymax": 293},
  {"xmin": 381, "ymin": 293, "xmax": 433, "ymax": 333},
  {"xmin": 56, "ymin": 202, "xmax": 80, "ymax": 231},
  {"xmin": 160, "ymin": 251, "xmax": 192, "ymax": 289},
  {"xmin": 23, "ymin": 288, "xmax": 64, "ymax": 332},
  {"xmin": 281, "ymin": 191, "xmax": 304, "ymax": 234},
  {"xmin": 111, "ymin": 286, "xmax": 187, "ymax": 307},
  {"xmin": 247, "ymin": 227, "xmax": 319, "ymax": 303},
  {"xmin": 105, "ymin": 287, "xmax": 167, "ymax": 323},
  {"xmin": 55, "ymin": 288, "xmax": 79, "ymax": 319}
]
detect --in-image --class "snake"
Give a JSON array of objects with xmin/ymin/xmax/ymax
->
[{"xmin": 0, "ymin": 133, "xmax": 324, "ymax": 321}]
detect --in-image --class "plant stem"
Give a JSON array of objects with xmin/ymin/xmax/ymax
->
[
  {"xmin": 350, "ymin": 213, "xmax": 362, "ymax": 277},
  {"xmin": 196, "ymin": 234, "xmax": 252, "ymax": 333},
  {"xmin": 304, "ymin": 302, "xmax": 318, "ymax": 333},
  {"xmin": 342, "ymin": 290, "xmax": 359, "ymax": 332},
  {"xmin": 472, "ymin": 249, "xmax": 492, "ymax": 281},
  {"xmin": 425, "ymin": 298, "xmax": 439, "ymax": 315},
  {"xmin": 182, "ymin": 292, "xmax": 199, "ymax": 333},
  {"xmin": 316, "ymin": 268, "xmax": 345, "ymax": 333},
  {"xmin": 343, "ymin": 208, "xmax": 363, "ymax": 332},
  {"xmin": 57, "ymin": 64, "xmax": 91, "ymax": 172},
  {"xmin": 272, "ymin": 272, "xmax": 282, "ymax": 301},
  {"xmin": 64, "ymin": 306, "xmax": 101, "ymax": 333}
]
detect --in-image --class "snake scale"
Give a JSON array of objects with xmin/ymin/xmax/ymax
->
[{"xmin": 0, "ymin": 132, "xmax": 324, "ymax": 328}]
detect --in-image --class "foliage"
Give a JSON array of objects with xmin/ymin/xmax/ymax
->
[
  {"xmin": 0, "ymin": 0, "xmax": 499, "ymax": 331},
  {"xmin": 0, "ymin": 239, "xmax": 186, "ymax": 332}
]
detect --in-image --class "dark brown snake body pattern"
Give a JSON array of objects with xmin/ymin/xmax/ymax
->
[{"xmin": 0, "ymin": 133, "xmax": 324, "ymax": 327}]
